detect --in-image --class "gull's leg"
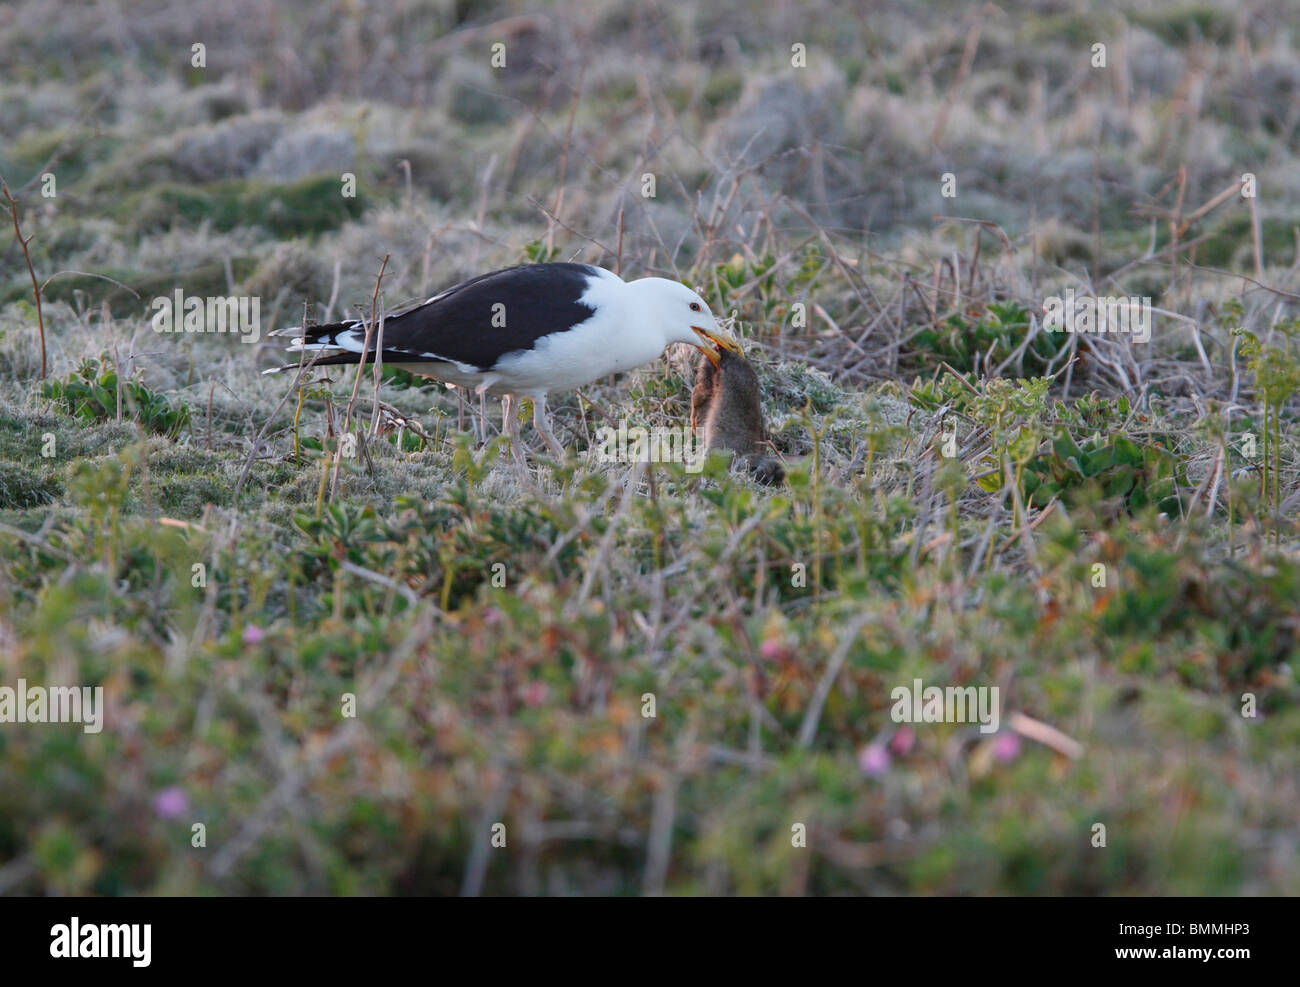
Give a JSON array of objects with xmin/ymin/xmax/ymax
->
[
  {"xmin": 472, "ymin": 381, "xmax": 492, "ymax": 447},
  {"xmin": 531, "ymin": 394, "xmax": 566, "ymax": 459},
  {"xmin": 502, "ymin": 393, "xmax": 528, "ymax": 474}
]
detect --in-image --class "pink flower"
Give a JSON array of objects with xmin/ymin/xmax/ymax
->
[
  {"xmin": 758, "ymin": 638, "xmax": 785, "ymax": 661},
  {"xmin": 524, "ymin": 681, "xmax": 548, "ymax": 707},
  {"xmin": 993, "ymin": 731, "xmax": 1022, "ymax": 764},
  {"xmin": 241, "ymin": 624, "xmax": 264, "ymax": 645},
  {"xmin": 153, "ymin": 786, "xmax": 188, "ymax": 819},
  {"xmin": 858, "ymin": 743, "xmax": 891, "ymax": 778},
  {"xmin": 888, "ymin": 726, "xmax": 915, "ymax": 757}
]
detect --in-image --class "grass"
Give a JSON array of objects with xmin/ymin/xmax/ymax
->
[{"xmin": 0, "ymin": 0, "xmax": 1299, "ymax": 896}]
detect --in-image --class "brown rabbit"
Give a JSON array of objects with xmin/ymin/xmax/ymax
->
[{"xmin": 691, "ymin": 348, "xmax": 785, "ymax": 485}]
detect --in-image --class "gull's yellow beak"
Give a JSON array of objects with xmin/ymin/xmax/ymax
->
[{"xmin": 691, "ymin": 326, "xmax": 744, "ymax": 367}]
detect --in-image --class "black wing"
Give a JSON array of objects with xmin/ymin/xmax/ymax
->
[{"xmin": 290, "ymin": 263, "xmax": 604, "ymax": 371}]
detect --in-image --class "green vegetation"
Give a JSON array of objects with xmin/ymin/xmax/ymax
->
[
  {"xmin": 116, "ymin": 176, "xmax": 372, "ymax": 239},
  {"xmin": 910, "ymin": 302, "xmax": 1066, "ymax": 377},
  {"xmin": 0, "ymin": 0, "xmax": 1298, "ymax": 897},
  {"xmin": 42, "ymin": 356, "xmax": 192, "ymax": 436}
]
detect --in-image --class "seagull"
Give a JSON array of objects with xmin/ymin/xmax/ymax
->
[{"xmin": 267, "ymin": 262, "xmax": 741, "ymax": 459}]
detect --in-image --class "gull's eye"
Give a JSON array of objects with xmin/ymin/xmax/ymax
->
[{"xmin": 689, "ymin": 301, "xmax": 702, "ymax": 312}]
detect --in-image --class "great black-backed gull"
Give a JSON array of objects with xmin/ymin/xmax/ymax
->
[{"xmin": 267, "ymin": 262, "xmax": 741, "ymax": 458}]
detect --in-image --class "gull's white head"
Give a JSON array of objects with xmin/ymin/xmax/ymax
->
[{"xmin": 627, "ymin": 277, "xmax": 743, "ymax": 366}]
